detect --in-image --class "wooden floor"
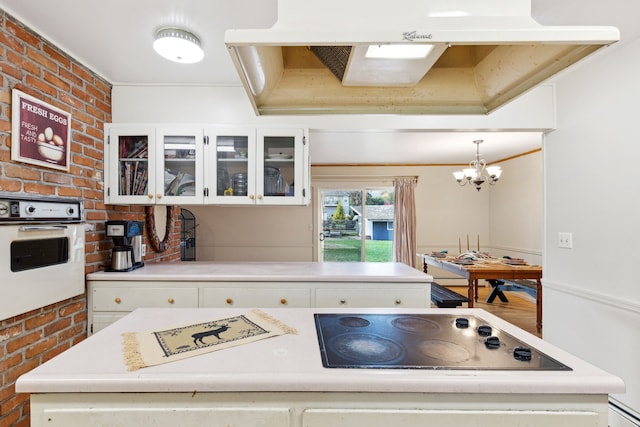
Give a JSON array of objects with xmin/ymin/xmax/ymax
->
[{"xmin": 444, "ymin": 284, "xmax": 541, "ymax": 338}]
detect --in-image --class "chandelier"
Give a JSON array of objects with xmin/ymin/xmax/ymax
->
[{"xmin": 453, "ymin": 140, "xmax": 502, "ymax": 191}]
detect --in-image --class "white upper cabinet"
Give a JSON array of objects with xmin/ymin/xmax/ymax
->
[
  {"xmin": 155, "ymin": 128, "xmax": 204, "ymax": 205},
  {"xmin": 105, "ymin": 125, "xmax": 204, "ymax": 205},
  {"xmin": 257, "ymin": 128, "xmax": 307, "ymax": 205},
  {"xmin": 105, "ymin": 126, "xmax": 156, "ymax": 204},
  {"xmin": 205, "ymin": 127, "xmax": 309, "ymax": 206},
  {"xmin": 205, "ymin": 127, "xmax": 257, "ymax": 205},
  {"xmin": 105, "ymin": 124, "xmax": 309, "ymax": 206}
]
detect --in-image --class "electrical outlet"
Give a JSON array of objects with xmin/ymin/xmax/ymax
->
[
  {"xmin": 558, "ymin": 232, "xmax": 573, "ymax": 249},
  {"xmin": 141, "ymin": 244, "xmax": 146, "ymax": 257}
]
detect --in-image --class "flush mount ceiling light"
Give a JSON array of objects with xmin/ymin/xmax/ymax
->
[
  {"xmin": 153, "ymin": 27, "xmax": 204, "ymax": 64},
  {"xmin": 453, "ymin": 140, "xmax": 502, "ymax": 192}
]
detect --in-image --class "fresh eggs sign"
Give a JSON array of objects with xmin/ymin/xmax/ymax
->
[{"xmin": 11, "ymin": 89, "xmax": 71, "ymax": 171}]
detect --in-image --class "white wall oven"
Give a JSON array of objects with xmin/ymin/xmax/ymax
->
[{"xmin": 0, "ymin": 195, "xmax": 85, "ymax": 320}]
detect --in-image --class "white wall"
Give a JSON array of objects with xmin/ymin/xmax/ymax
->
[
  {"xmin": 489, "ymin": 150, "xmax": 543, "ymax": 266},
  {"xmin": 543, "ymin": 36, "xmax": 640, "ymax": 413},
  {"xmin": 111, "ymin": 85, "xmax": 556, "ymax": 131},
  {"xmin": 187, "ymin": 204, "xmax": 314, "ymax": 261}
]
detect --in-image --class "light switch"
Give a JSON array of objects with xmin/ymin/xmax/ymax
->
[{"xmin": 558, "ymin": 232, "xmax": 573, "ymax": 249}]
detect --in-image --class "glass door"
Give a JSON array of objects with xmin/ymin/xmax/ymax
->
[
  {"xmin": 206, "ymin": 128, "xmax": 256, "ymax": 205},
  {"xmin": 156, "ymin": 128, "xmax": 204, "ymax": 204},
  {"xmin": 319, "ymin": 188, "xmax": 395, "ymax": 262},
  {"xmin": 107, "ymin": 126, "xmax": 155, "ymax": 204},
  {"xmin": 257, "ymin": 128, "xmax": 305, "ymax": 205}
]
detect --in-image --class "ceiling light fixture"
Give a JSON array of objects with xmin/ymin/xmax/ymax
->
[
  {"xmin": 153, "ymin": 27, "xmax": 204, "ymax": 64},
  {"xmin": 453, "ymin": 140, "xmax": 502, "ymax": 191}
]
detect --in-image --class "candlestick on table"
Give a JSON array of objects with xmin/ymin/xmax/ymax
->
[
  {"xmin": 466, "ymin": 234, "xmax": 470, "ymax": 251},
  {"xmin": 458, "ymin": 237, "xmax": 462, "ymax": 254},
  {"xmin": 477, "ymin": 235, "xmax": 480, "ymax": 251}
]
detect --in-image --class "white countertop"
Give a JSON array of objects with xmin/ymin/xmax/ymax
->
[
  {"xmin": 86, "ymin": 261, "xmax": 433, "ymax": 283},
  {"xmin": 17, "ymin": 307, "xmax": 624, "ymax": 395}
]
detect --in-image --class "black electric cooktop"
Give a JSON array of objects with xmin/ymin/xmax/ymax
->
[{"xmin": 314, "ymin": 313, "xmax": 571, "ymax": 371}]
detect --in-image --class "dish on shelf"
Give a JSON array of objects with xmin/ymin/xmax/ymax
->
[
  {"xmin": 267, "ymin": 153, "xmax": 293, "ymax": 160},
  {"xmin": 502, "ymin": 258, "xmax": 528, "ymax": 265}
]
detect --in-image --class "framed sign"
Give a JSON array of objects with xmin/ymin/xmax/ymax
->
[{"xmin": 11, "ymin": 89, "xmax": 71, "ymax": 171}]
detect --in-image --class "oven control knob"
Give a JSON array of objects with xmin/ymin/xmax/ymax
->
[
  {"xmin": 484, "ymin": 336, "xmax": 500, "ymax": 349},
  {"xmin": 455, "ymin": 318, "xmax": 469, "ymax": 328},
  {"xmin": 66, "ymin": 207, "xmax": 75, "ymax": 216},
  {"xmin": 513, "ymin": 347, "xmax": 532, "ymax": 361},
  {"xmin": 477, "ymin": 325, "xmax": 492, "ymax": 337},
  {"xmin": 26, "ymin": 205, "xmax": 36, "ymax": 215}
]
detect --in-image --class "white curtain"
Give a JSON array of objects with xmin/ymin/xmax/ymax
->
[{"xmin": 393, "ymin": 177, "xmax": 418, "ymax": 268}]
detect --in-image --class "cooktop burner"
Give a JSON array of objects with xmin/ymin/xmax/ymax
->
[{"xmin": 314, "ymin": 313, "xmax": 571, "ymax": 371}]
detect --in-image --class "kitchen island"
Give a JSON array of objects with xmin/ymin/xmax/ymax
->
[
  {"xmin": 17, "ymin": 307, "xmax": 624, "ymax": 426},
  {"xmin": 86, "ymin": 261, "xmax": 432, "ymax": 333}
]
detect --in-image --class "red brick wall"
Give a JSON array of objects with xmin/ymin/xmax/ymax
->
[{"xmin": 0, "ymin": 10, "xmax": 181, "ymax": 426}]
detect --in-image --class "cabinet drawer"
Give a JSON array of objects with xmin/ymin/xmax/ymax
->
[
  {"xmin": 40, "ymin": 406, "xmax": 291, "ymax": 427},
  {"xmin": 201, "ymin": 288, "xmax": 311, "ymax": 308},
  {"xmin": 315, "ymin": 288, "xmax": 427, "ymax": 308},
  {"xmin": 92, "ymin": 287, "xmax": 198, "ymax": 311},
  {"xmin": 91, "ymin": 313, "xmax": 127, "ymax": 334},
  {"xmin": 303, "ymin": 409, "xmax": 598, "ymax": 427}
]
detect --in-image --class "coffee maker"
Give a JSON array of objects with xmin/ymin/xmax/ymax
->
[{"xmin": 106, "ymin": 220, "xmax": 144, "ymax": 271}]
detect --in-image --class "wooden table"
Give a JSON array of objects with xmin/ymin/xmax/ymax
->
[{"xmin": 420, "ymin": 254, "xmax": 542, "ymax": 332}]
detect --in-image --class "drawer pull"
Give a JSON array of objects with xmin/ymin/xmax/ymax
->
[
  {"xmin": 395, "ymin": 299, "xmax": 402, "ymax": 305},
  {"xmin": 168, "ymin": 298, "xmax": 175, "ymax": 304},
  {"xmin": 114, "ymin": 297, "xmax": 121, "ymax": 304},
  {"xmin": 339, "ymin": 299, "xmax": 347, "ymax": 305},
  {"xmin": 280, "ymin": 298, "xmax": 287, "ymax": 305},
  {"xmin": 226, "ymin": 298, "xmax": 233, "ymax": 305}
]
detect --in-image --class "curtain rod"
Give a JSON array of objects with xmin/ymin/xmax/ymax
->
[{"xmin": 313, "ymin": 175, "xmax": 418, "ymax": 182}]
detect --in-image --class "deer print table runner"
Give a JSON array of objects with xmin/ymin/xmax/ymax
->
[{"xmin": 122, "ymin": 309, "xmax": 297, "ymax": 371}]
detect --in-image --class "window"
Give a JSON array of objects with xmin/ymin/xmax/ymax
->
[{"xmin": 318, "ymin": 187, "xmax": 394, "ymax": 262}]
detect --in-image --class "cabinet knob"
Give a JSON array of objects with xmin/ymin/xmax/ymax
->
[
  {"xmin": 249, "ymin": 194, "xmax": 255, "ymax": 200},
  {"xmin": 147, "ymin": 194, "xmax": 153, "ymax": 199},
  {"xmin": 156, "ymin": 194, "xmax": 162, "ymax": 199},
  {"xmin": 168, "ymin": 298, "xmax": 175, "ymax": 304},
  {"xmin": 114, "ymin": 297, "xmax": 121, "ymax": 304},
  {"xmin": 280, "ymin": 298, "xmax": 288, "ymax": 305},
  {"xmin": 395, "ymin": 299, "xmax": 402, "ymax": 305},
  {"xmin": 226, "ymin": 298, "xmax": 233, "ymax": 305},
  {"xmin": 339, "ymin": 299, "xmax": 346, "ymax": 305},
  {"xmin": 257, "ymin": 194, "xmax": 263, "ymax": 200}
]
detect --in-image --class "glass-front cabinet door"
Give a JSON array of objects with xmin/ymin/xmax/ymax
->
[
  {"xmin": 106, "ymin": 126, "xmax": 156, "ymax": 204},
  {"xmin": 105, "ymin": 126, "xmax": 204, "ymax": 205},
  {"xmin": 256, "ymin": 128, "xmax": 307, "ymax": 205},
  {"xmin": 205, "ymin": 128, "xmax": 257, "ymax": 205},
  {"xmin": 155, "ymin": 128, "xmax": 204, "ymax": 204}
]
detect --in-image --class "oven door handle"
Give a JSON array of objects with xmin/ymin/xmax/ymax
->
[{"xmin": 19, "ymin": 225, "xmax": 68, "ymax": 232}]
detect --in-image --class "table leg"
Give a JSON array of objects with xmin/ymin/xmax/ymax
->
[
  {"xmin": 536, "ymin": 278, "xmax": 542, "ymax": 333},
  {"xmin": 474, "ymin": 279, "xmax": 479, "ymax": 302},
  {"xmin": 467, "ymin": 279, "xmax": 475, "ymax": 308},
  {"xmin": 486, "ymin": 280, "xmax": 509, "ymax": 303}
]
